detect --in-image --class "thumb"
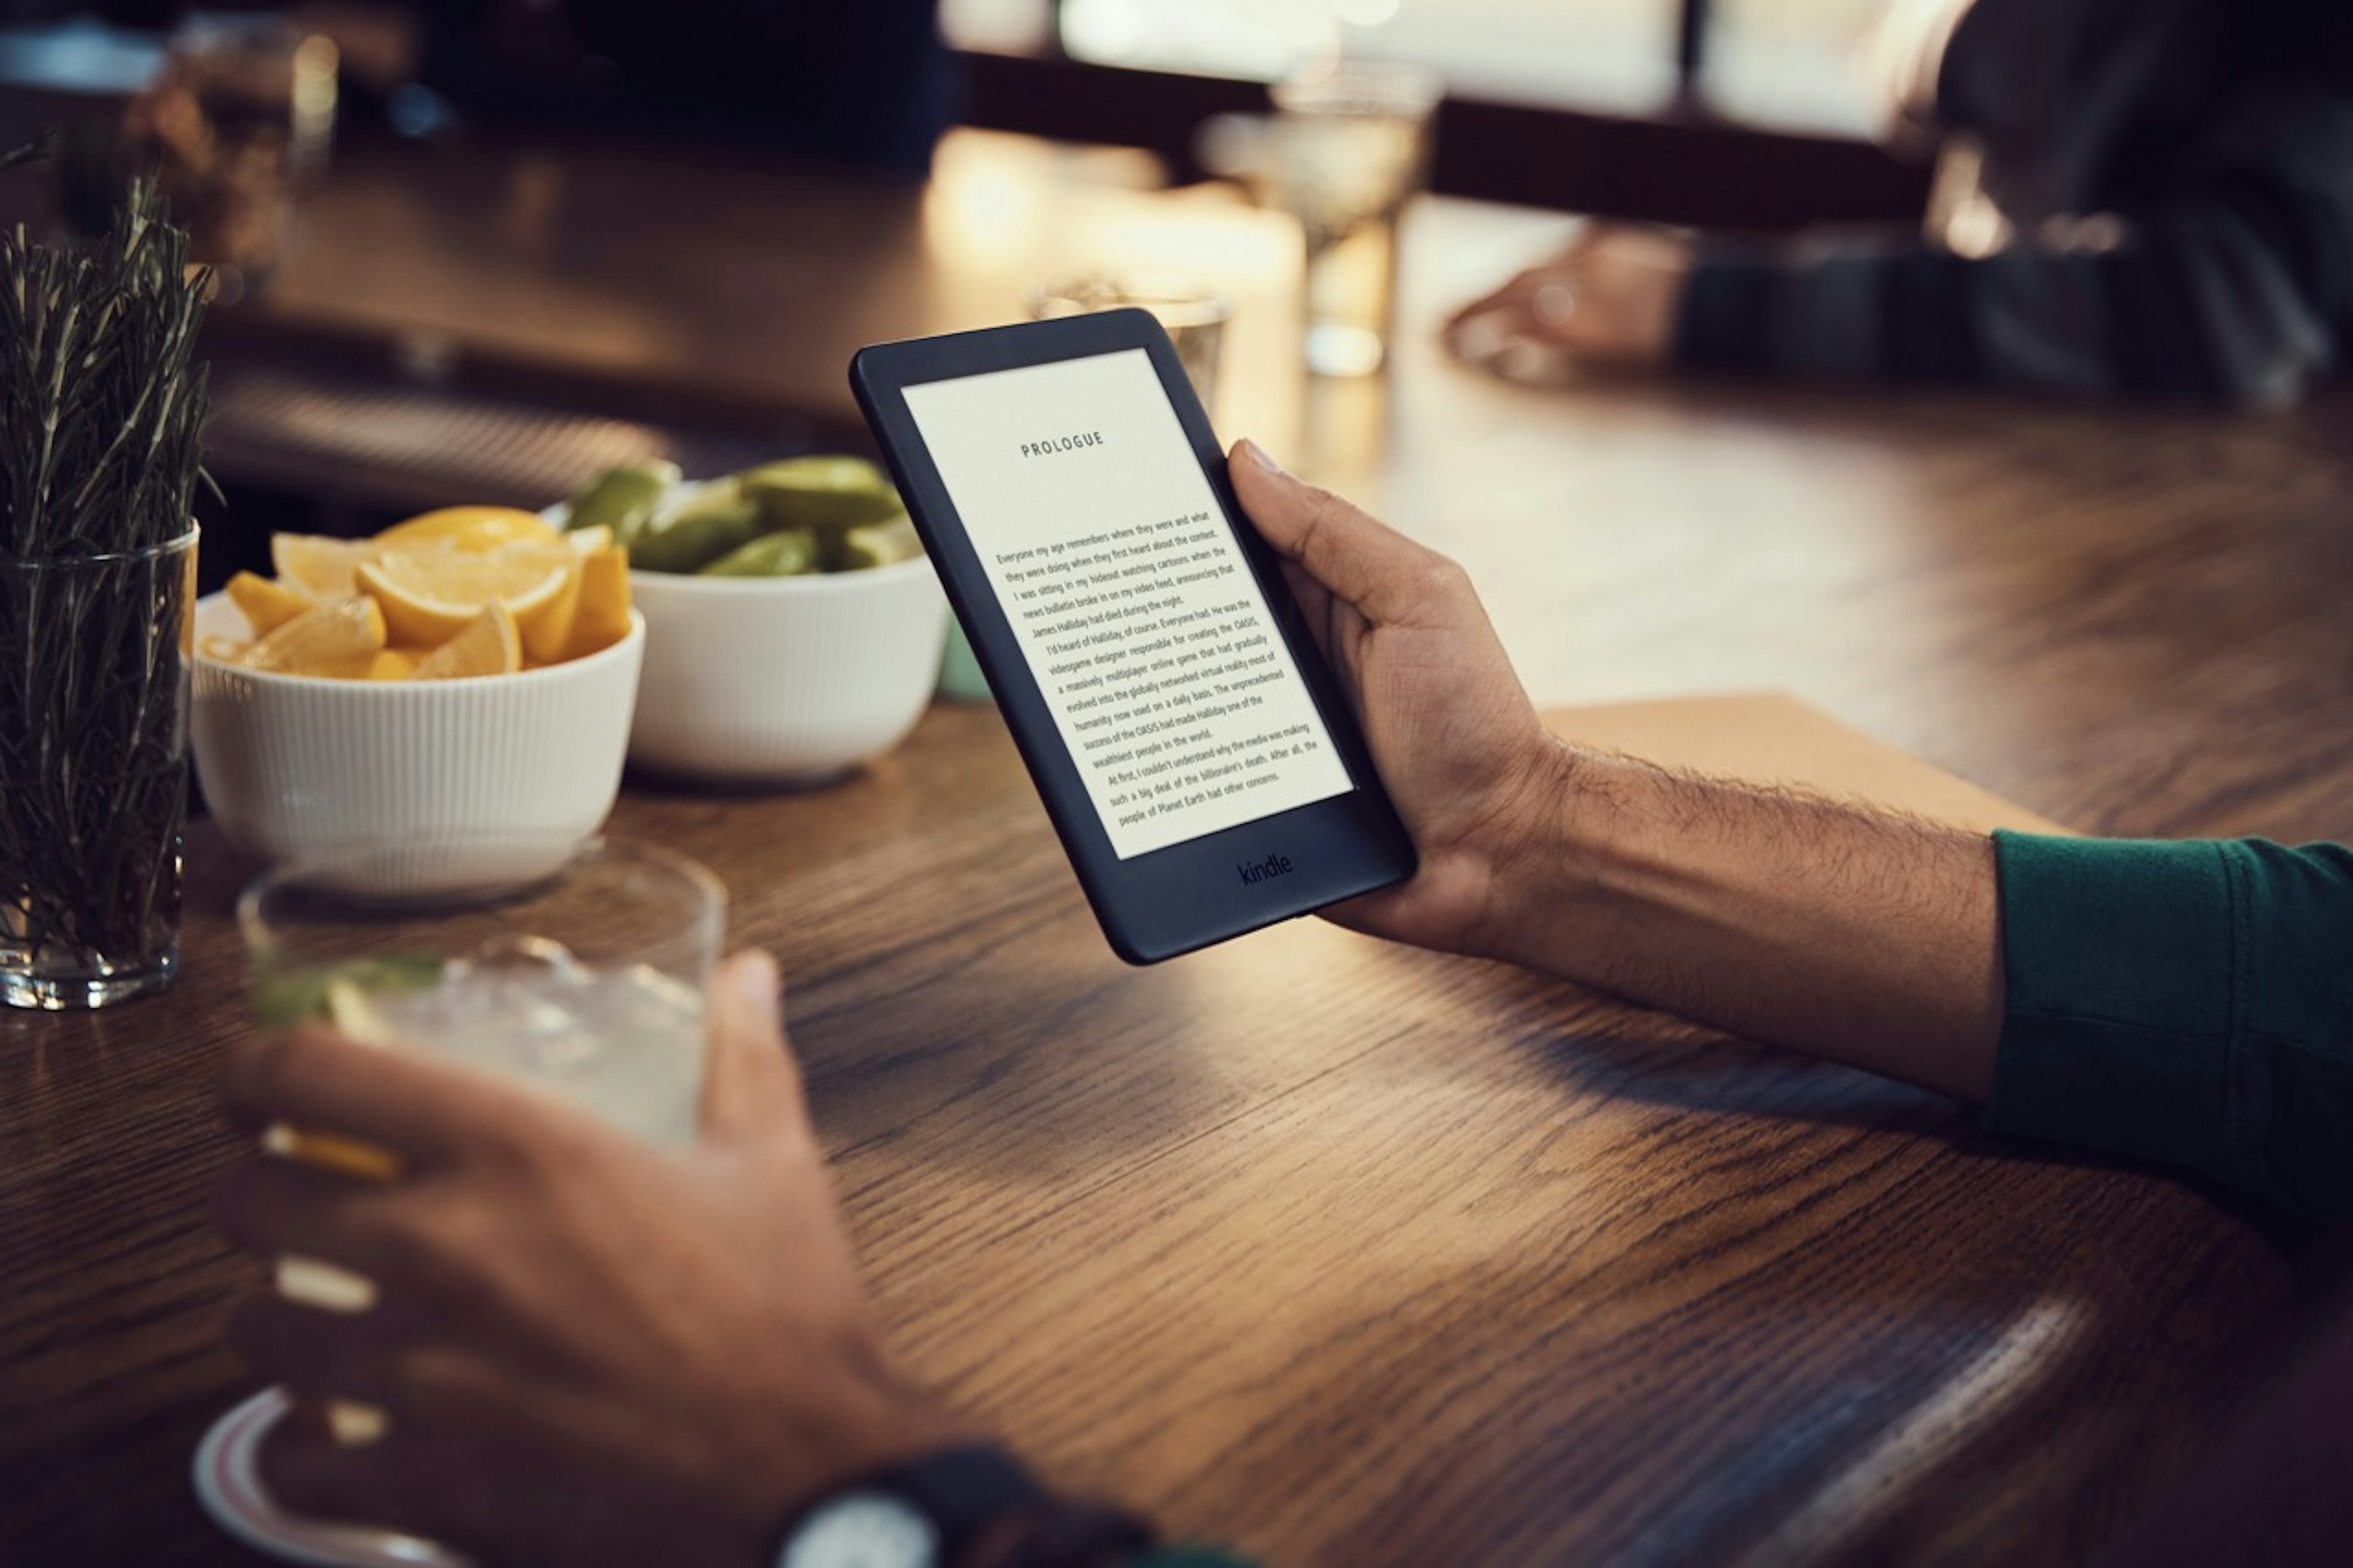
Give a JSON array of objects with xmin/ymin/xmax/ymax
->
[
  {"xmin": 1228, "ymin": 439, "xmax": 1448, "ymax": 625},
  {"xmin": 697, "ymin": 949, "xmax": 808, "ymax": 1146}
]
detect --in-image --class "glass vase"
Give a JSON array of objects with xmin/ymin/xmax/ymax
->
[{"xmin": 1, "ymin": 529, "xmax": 199, "ymax": 1009}]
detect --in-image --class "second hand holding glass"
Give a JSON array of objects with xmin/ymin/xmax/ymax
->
[{"xmin": 230, "ymin": 836, "xmax": 722, "ymax": 1468}]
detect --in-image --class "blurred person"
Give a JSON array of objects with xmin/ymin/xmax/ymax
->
[
  {"xmin": 407, "ymin": 0, "xmax": 953, "ymax": 173},
  {"xmin": 1449, "ymin": 0, "xmax": 2353, "ymax": 407},
  {"xmin": 215, "ymin": 446, "xmax": 2353, "ymax": 1563}
]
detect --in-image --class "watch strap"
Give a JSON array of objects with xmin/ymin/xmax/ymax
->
[
  {"xmin": 991, "ymin": 1499, "xmax": 1158, "ymax": 1568},
  {"xmin": 839, "ymin": 1442, "xmax": 1047, "ymax": 1562}
]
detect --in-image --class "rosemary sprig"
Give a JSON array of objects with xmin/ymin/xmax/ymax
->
[{"xmin": 1, "ymin": 167, "xmax": 213, "ymax": 559}]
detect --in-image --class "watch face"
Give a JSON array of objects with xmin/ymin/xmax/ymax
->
[{"xmin": 779, "ymin": 1491, "xmax": 942, "ymax": 1568}]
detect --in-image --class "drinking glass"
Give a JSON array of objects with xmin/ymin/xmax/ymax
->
[
  {"xmin": 1030, "ymin": 271, "xmax": 1229, "ymax": 413},
  {"xmin": 1267, "ymin": 61, "xmax": 1441, "ymax": 377},
  {"xmin": 237, "ymin": 836, "xmax": 724, "ymax": 1446},
  {"xmin": 0, "ymin": 528, "xmax": 197, "ymax": 1010}
]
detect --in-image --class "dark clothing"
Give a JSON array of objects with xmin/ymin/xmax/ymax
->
[
  {"xmin": 1988, "ymin": 831, "xmax": 2353, "ymax": 1221},
  {"xmin": 415, "ymin": 0, "xmax": 953, "ymax": 175},
  {"xmin": 1677, "ymin": 0, "xmax": 2353, "ymax": 404}
]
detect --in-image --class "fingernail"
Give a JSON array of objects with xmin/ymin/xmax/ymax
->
[
  {"xmin": 729, "ymin": 950, "xmax": 779, "ymax": 1012},
  {"xmin": 1237, "ymin": 438, "xmax": 1286, "ymax": 475}
]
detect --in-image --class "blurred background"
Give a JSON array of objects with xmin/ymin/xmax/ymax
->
[{"xmin": 2, "ymin": 0, "xmax": 2344, "ymax": 680}]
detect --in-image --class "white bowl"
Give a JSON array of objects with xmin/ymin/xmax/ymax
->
[
  {"xmin": 625, "ymin": 557, "xmax": 947, "ymax": 782},
  {"xmin": 190, "ymin": 595, "xmax": 645, "ymax": 893}
]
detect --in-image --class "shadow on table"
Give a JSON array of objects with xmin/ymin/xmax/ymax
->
[{"xmin": 1487, "ymin": 964, "xmax": 2321, "ymax": 1256}]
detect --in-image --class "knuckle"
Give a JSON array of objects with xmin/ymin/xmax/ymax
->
[
  {"xmin": 386, "ymin": 1344, "xmax": 499, "ymax": 1436},
  {"xmin": 486, "ymin": 1108, "xmax": 598, "ymax": 1187},
  {"xmin": 386, "ymin": 1346, "xmax": 459, "ymax": 1420},
  {"xmin": 450, "ymin": 1112, "xmax": 534, "ymax": 1179},
  {"xmin": 457, "ymin": 1092, "xmax": 570, "ymax": 1173},
  {"xmin": 398, "ymin": 1197, "xmax": 506, "ymax": 1314},
  {"xmin": 335, "ymin": 1189, "xmax": 423, "ymax": 1280},
  {"xmin": 1291, "ymin": 486, "xmax": 1347, "ymax": 561},
  {"xmin": 1417, "ymin": 559, "xmax": 1466, "ymax": 601},
  {"xmin": 1296, "ymin": 482, "xmax": 1345, "ymax": 525}
]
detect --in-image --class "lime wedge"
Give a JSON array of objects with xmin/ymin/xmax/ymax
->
[
  {"xmin": 700, "ymin": 528, "xmax": 820, "ymax": 577},
  {"xmin": 251, "ymin": 952, "xmax": 444, "ymax": 1028},
  {"xmin": 836, "ymin": 515, "xmax": 924, "ymax": 570}
]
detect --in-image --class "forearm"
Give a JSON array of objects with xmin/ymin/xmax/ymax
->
[
  {"xmin": 1479, "ymin": 744, "xmax": 2004, "ymax": 1102},
  {"xmin": 1675, "ymin": 89, "xmax": 2353, "ymax": 407}
]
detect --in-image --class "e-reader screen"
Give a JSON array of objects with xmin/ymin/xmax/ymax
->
[{"xmin": 901, "ymin": 349, "xmax": 1353, "ymax": 860}]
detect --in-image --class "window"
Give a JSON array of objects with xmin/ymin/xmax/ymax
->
[
  {"xmin": 942, "ymin": 0, "xmax": 1893, "ymax": 137},
  {"xmin": 1707, "ymin": 0, "xmax": 1888, "ymax": 136}
]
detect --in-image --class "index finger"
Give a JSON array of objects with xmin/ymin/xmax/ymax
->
[
  {"xmin": 221, "ymin": 1026, "xmax": 548, "ymax": 1167},
  {"xmin": 1444, "ymin": 270, "xmax": 1540, "ymax": 339}
]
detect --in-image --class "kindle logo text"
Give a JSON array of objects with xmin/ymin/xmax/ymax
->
[
  {"xmin": 1238, "ymin": 852, "xmax": 1294, "ymax": 886},
  {"xmin": 1020, "ymin": 431, "xmax": 1104, "ymax": 458}
]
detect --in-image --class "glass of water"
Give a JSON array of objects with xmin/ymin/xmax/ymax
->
[
  {"xmin": 236, "ymin": 836, "xmax": 724, "ymax": 1444},
  {"xmin": 1030, "ymin": 271, "xmax": 1229, "ymax": 415},
  {"xmin": 241, "ymin": 835, "xmax": 724, "ymax": 1150},
  {"xmin": 1267, "ymin": 60, "xmax": 1442, "ymax": 377}
]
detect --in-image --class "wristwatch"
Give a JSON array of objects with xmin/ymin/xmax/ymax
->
[{"xmin": 774, "ymin": 1445, "xmax": 1041, "ymax": 1568}]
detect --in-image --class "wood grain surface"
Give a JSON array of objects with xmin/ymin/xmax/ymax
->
[
  {"xmin": 4, "ymin": 692, "xmax": 2348, "ymax": 1567},
  {"xmin": 11, "ymin": 126, "xmax": 2353, "ymax": 1568}
]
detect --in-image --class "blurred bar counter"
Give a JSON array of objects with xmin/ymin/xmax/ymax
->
[{"xmin": 198, "ymin": 130, "xmax": 1283, "ymax": 502}]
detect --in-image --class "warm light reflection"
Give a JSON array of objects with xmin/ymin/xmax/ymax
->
[
  {"xmin": 1759, "ymin": 1300, "xmax": 2088, "ymax": 1558},
  {"xmin": 923, "ymin": 156, "xmax": 1053, "ymax": 268}
]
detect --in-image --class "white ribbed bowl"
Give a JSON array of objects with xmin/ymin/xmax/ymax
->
[
  {"xmin": 190, "ymin": 595, "xmax": 644, "ymax": 894},
  {"xmin": 626, "ymin": 557, "xmax": 947, "ymax": 782}
]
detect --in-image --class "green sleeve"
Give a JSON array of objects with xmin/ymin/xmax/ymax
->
[{"xmin": 1988, "ymin": 831, "xmax": 2353, "ymax": 1221}]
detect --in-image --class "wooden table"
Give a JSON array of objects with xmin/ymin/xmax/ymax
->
[{"xmin": 12, "ymin": 127, "xmax": 2353, "ymax": 1566}]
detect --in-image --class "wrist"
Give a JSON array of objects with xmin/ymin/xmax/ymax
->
[
  {"xmin": 1466, "ymin": 740, "xmax": 1666, "ymax": 980},
  {"xmin": 957, "ymin": 1493, "xmax": 1156, "ymax": 1568},
  {"xmin": 1458, "ymin": 735, "xmax": 1592, "ymax": 968},
  {"xmin": 732, "ymin": 1376, "xmax": 977, "ymax": 1567},
  {"xmin": 765, "ymin": 1437, "xmax": 1155, "ymax": 1568}
]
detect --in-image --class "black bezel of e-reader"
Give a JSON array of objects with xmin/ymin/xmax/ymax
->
[{"xmin": 850, "ymin": 310, "xmax": 1415, "ymax": 964}]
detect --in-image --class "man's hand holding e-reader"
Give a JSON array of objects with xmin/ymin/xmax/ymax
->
[{"xmin": 853, "ymin": 312, "xmax": 1414, "ymax": 962}]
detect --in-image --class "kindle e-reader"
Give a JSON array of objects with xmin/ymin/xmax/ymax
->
[{"xmin": 851, "ymin": 311, "xmax": 1416, "ymax": 963}]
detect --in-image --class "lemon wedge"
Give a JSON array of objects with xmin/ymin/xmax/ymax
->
[
  {"xmin": 562, "ymin": 545, "xmax": 633, "ymax": 660},
  {"xmin": 411, "ymin": 600, "xmax": 522, "ymax": 680},
  {"xmin": 271, "ymin": 534, "xmax": 382, "ymax": 599},
  {"xmin": 225, "ymin": 570, "xmax": 317, "ymax": 637},
  {"xmin": 236, "ymin": 596, "xmax": 388, "ymax": 677},
  {"xmin": 376, "ymin": 506, "xmax": 563, "ymax": 551},
  {"xmin": 520, "ymin": 559, "xmax": 584, "ymax": 665},
  {"xmin": 366, "ymin": 647, "xmax": 425, "ymax": 681},
  {"xmin": 357, "ymin": 548, "xmax": 570, "ymax": 648}
]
